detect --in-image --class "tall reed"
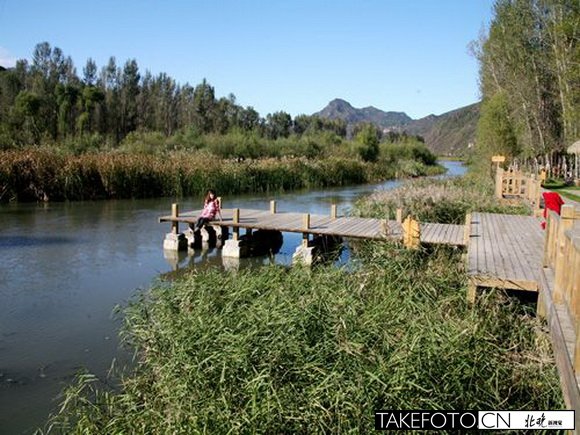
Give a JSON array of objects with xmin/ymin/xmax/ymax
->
[
  {"xmin": 352, "ymin": 175, "xmax": 531, "ymax": 224},
  {"xmin": 41, "ymin": 245, "xmax": 562, "ymax": 433},
  {"xmin": 0, "ymin": 149, "xmax": 443, "ymax": 202}
]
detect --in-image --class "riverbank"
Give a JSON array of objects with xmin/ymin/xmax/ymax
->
[
  {"xmin": 0, "ymin": 147, "xmax": 443, "ymax": 202},
  {"xmin": 40, "ymin": 174, "xmax": 563, "ymax": 433}
]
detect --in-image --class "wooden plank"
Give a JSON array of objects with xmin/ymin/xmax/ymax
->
[
  {"xmin": 501, "ymin": 214, "xmax": 542, "ymax": 283},
  {"xmin": 495, "ymin": 214, "xmax": 526, "ymax": 283},
  {"xmin": 466, "ymin": 212, "xmax": 544, "ymax": 292}
]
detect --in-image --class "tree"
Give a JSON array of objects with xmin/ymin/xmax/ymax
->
[
  {"xmin": 355, "ymin": 123, "xmax": 380, "ymax": 162},
  {"xmin": 120, "ymin": 59, "xmax": 140, "ymax": 136},
  {"xmin": 83, "ymin": 58, "xmax": 97, "ymax": 86},
  {"xmin": 476, "ymin": 92, "xmax": 520, "ymax": 159},
  {"xmin": 265, "ymin": 111, "xmax": 292, "ymax": 139},
  {"xmin": 192, "ymin": 79, "xmax": 215, "ymax": 134}
]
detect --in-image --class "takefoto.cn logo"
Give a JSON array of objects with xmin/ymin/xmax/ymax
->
[{"xmin": 374, "ymin": 410, "xmax": 575, "ymax": 431}]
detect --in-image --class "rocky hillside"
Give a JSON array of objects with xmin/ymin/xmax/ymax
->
[
  {"xmin": 404, "ymin": 103, "xmax": 480, "ymax": 156},
  {"xmin": 314, "ymin": 99, "xmax": 479, "ymax": 156},
  {"xmin": 314, "ymin": 98, "xmax": 412, "ymax": 129}
]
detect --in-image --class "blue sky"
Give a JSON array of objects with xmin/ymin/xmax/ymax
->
[{"xmin": 0, "ymin": 0, "xmax": 494, "ymax": 119}]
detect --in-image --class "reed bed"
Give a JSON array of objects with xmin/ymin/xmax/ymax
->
[
  {"xmin": 0, "ymin": 149, "xmax": 443, "ymax": 202},
  {"xmin": 352, "ymin": 175, "xmax": 531, "ymax": 224},
  {"xmin": 42, "ymin": 244, "xmax": 562, "ymax": 434}
]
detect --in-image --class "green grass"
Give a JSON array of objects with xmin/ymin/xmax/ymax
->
[
  {"xmin": 556, "ymin": 191, "xmax": 580, "ymax": 203},
  {"xmin": 41, "ymin": 244, "xmax": 562, "ymax": 434}
]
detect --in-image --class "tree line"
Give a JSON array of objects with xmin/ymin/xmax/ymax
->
[
  {"xmin": 474, "ymin": 0, "xmax": 579, "ymax": 160},
  {"xmin": 0, "ymin": 42, "xmax": 350, "ymax": 149}
]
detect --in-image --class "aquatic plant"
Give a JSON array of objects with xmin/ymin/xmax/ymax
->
[
  {"xmin": 0, "ymin": 149, "xmax": 443, "ymax": 202},
  {"xmin": 41, "ymin": 245, "xmax": 561, "ymax": 433}
]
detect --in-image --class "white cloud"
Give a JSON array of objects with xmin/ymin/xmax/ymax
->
[{"xmin": 0, "ymin": 46, "xmax": 17, "ymax": 68}]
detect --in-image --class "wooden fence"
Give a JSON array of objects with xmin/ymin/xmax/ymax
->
[
  {"xmin": 539, "ymin": 204, "xmax": 580, "ymax": 415},
  {"xmin": 495, "ymin": 167, "xmax": 544, "ymax": 211}
]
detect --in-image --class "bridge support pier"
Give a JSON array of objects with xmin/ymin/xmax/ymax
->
[
  {"xmin": 293, "ymin": 235, "xmax": 343, "ymax": 266},
  {"xmin": 163, "ymin": 232, "xmax": 187, "ymax": 252},
  {"xmin": 222, "ymin": 230, "xmax": 283, "ymax": 258},
  {"xmin": 184, "ymin": 224, "xmax": 229, "ymax": 249}
]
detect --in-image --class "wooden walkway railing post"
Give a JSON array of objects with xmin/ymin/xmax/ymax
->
[
  {"xmin": 402, "ymin": 216, "xmax": 420, "ymax": 249},
  {"xmin": 232, "ymin": 208, "xmax": 240, "ymax": 241},
  {"xmin": 396, "ymin": 208, "xmax": 403, "ymax": 224},
  {"xmin": 331, "ymin": 204, "xmax": 337, "ymax": 219},
  {"xmin": 553, "ymin": 205, "xmax": 575, "ymax": 304},
  {"xmin": 302, "ymin": 213, "xmax": 310, "ymax": 247},
  {"xmin": 571, "ymin": 234, "xmax": 580, "ymax": 373},
  {"xmin": 270, "ymin": 200, "xmax": 277, "ymax": 214},
  {"xmin": 171, "ymin": 203, "xmax": 179, "ymax": 234},
  {"xmin": 463, "ymin": 212, "xmax": 471, "ymax": 246}
]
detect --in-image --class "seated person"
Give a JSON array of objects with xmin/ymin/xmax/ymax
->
[{"xmin": 193, "ymin": 189, "xmax": 222, "ymax": 231}]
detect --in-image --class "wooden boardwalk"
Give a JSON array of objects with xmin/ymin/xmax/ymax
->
[
  {"xmin": 467, "ymin": 212, "xmax": 543, "ymax": 293},
  {"xmin": 159, "ymin": 208, "xmax": 467, "ymax": 246}
]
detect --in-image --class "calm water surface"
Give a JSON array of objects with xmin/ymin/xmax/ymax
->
[{"xmin": 0, "ymin": 161, "xmax": 465, "ymax": 434}]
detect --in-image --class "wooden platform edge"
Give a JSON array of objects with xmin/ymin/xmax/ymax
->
[
  {"xmin": 538, "ymin": 267, "xmax": 580, "ymax": 427},
  {"xmin": 468, "ymin": 275, "xmax": 539, "ymax": 292}
]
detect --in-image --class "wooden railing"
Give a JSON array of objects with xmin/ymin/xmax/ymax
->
[
  {"xmin": 495, "ymin": 167, "xmax": 544, "ymax": 211},
  {"xmin": 539, "ymin": 204, "xmax": 580, "ymax": 414}
]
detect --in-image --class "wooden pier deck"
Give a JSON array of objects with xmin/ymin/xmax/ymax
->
[
  {"xmin": 159, "ymin": 208, "xmax": 466, "ymax": 247},
  {"xmin": 467, "ymin": 212, "xmax": 544, "ymax": 293}
]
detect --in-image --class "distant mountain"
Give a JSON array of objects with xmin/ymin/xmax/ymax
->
[
  {"xmin": 403, "ymin": 103, "xmax": 480, "ymax": 156},
  {"xmin": 314, "ymin": 99, "xmax": 479, "ymax": 156},
  {"xmin": 314, "ymin": 98, "xmax": 412, "ymax": 129}
]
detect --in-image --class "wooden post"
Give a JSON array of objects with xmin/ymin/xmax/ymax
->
[
  {"xmin": 302, "ymin": 213, "xmax": 311, "ymax": 247},
  {"xmin": 562, "ymin": 232, "xmax": 578, "ymax": 320},
  {"xmin": 495, "ymin": 167, "xmax": 504, "ymax": 199},
  {"xmin": 331, "ymin": 204, "xmax": 337, "ymax": 219},
  {"xmin": 463, "ymin": 212, "xmax": 471, "ymax": 246},
  {"xmin": 543, "ymin": 211, "xmax": 555, "ymax": 268},
  {"xmin": 540, "ymin": 169, "xmax": 547, "ymax": 184},
  {"xmin": 381, "ymin": 219, "xmax": 389, "ymax": 237},
  {"xmin": 467, "ymin": 280, "xmax": 477, "ymax": 304},
  {"xmin": 171, "ymin": 203, "xmax": 179, "ymax": 234},
  {"xmin": 396, "ymin": 208, "xmax": 403, "ymax": 224},
  {"xmin": 270, "ymin": 200, "xmax": 277, "ymax": 214},
  {"xmin": 570, "ymin": 236, "xmax": 580, "ymax": 372},
  {"xmin": 402, "ymin": 216, "xmax": 420, "ymax": 249},
  {"xmin": 553, "ymin": 205, "xmax": 575, "ymax": 304},
  {"xmin": 570, "ymin": 236, "xmax": 580, "ymax": 323},
  {"xmin": 233, "ymin": 208, "xmax": 240, "ymax": 241},
  {"xmin": 492, "ymin": 155, "xmax": 506, "ymax": 199}
]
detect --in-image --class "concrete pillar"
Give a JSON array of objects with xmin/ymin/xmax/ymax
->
[
  {"xmin": 293, "ymin": 244, "xmax": 316, "ymax": 266},
  {"xmin": 163, "ymin": 232, "xmax": 187, "ymax": 252},
  {"xmin": 222, "ymin": 239, "xmax": 249, "ymax": 258},
  {"xmin": 292, "ymin": 235, "xmax": 342, "ymax": 266}
]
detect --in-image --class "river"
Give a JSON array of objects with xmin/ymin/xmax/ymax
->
[{"xmin": 0, "ymin": 160, "xmax": 465, "ymax": 434}]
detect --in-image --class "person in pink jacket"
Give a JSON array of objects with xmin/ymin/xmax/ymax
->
[{"xmin": 193, "ymin": 189, "xmax": 222, "ymax": 231}]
